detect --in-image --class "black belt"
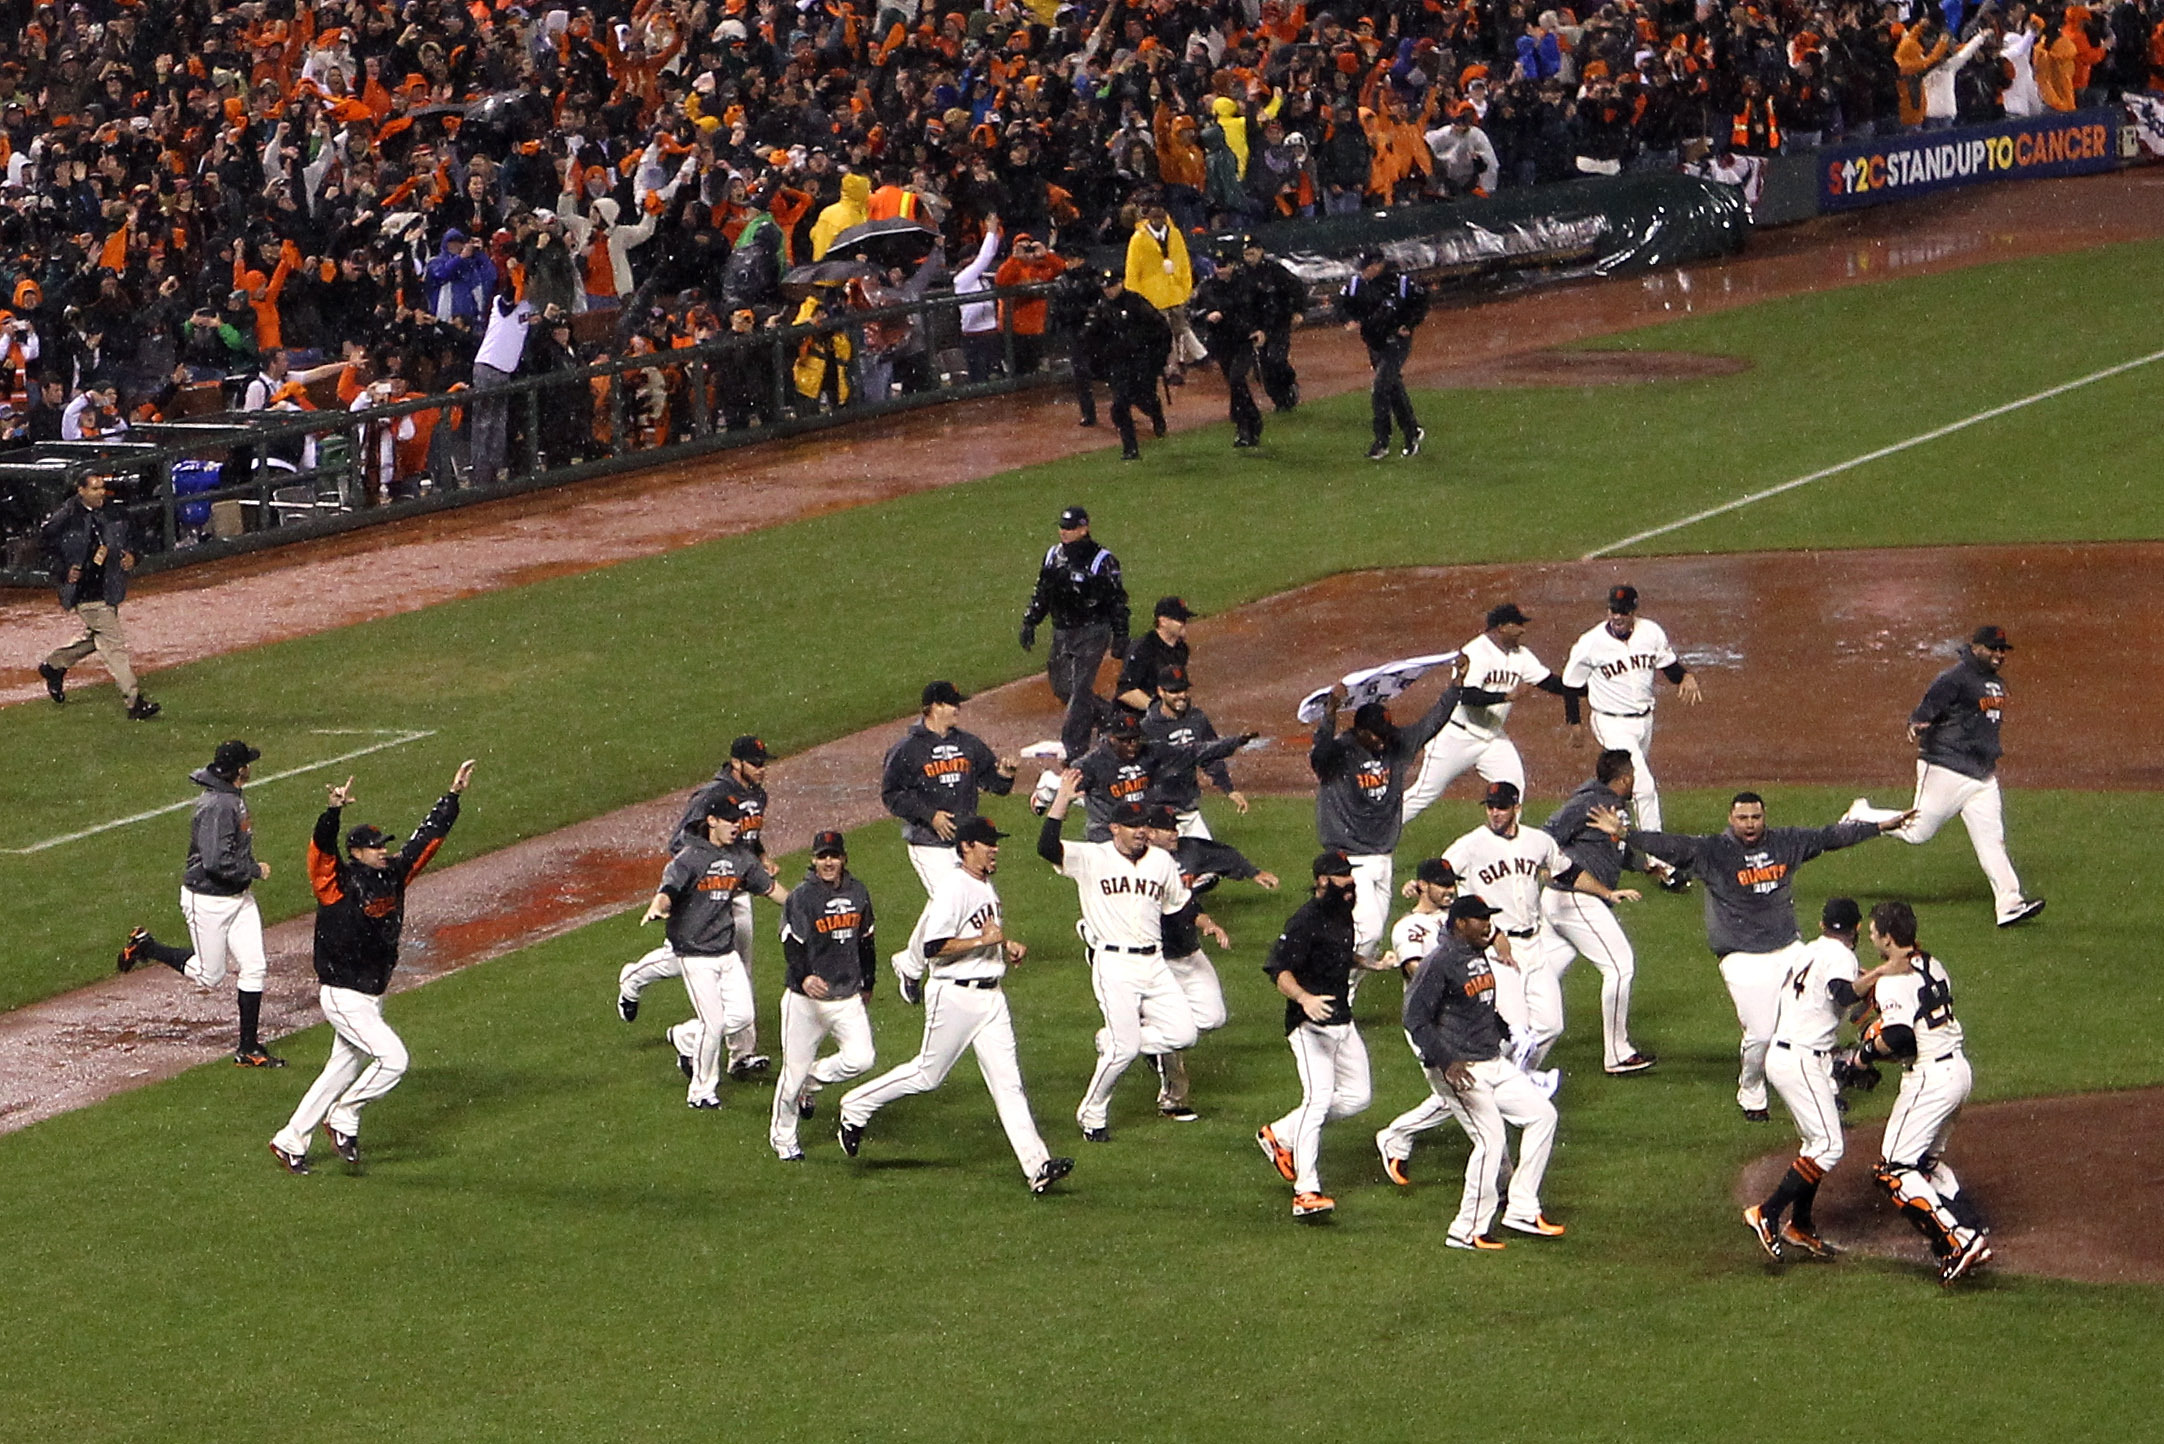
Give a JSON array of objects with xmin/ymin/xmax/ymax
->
[
  {"xmin": 1905, "ymin": 1049, "xmax": 1958, "ymax": 1069},
  {"xmin": 939, "ymin": 976, "xmax": 1001, "ymax": 990},
  {"xmin": 1594, "ymin": 708, "xmax": 1651, "ymax": 719},
  {"xmin": 1774, "ymin": 1040, "xmax": 1829, "ymax": 1057},
  {"xmin": 1504, "ymin": 927, "xmax": 1537, "ymax": 939},
  {"xmin": 1096, "ymin": 943, "xmax": 1160, "ymax": 955}
]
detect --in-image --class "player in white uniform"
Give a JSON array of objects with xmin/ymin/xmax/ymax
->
[
  {"xmin": 836, "ymin": 817, "xmax": 1074, "ymax": 1195},
  {"xmin": 1443, "ymin": 781, "xmax": 1636, "ymax": 1076},
  {"xmin": 1039, "ymin": 772, "xmax": 1194, "ymax": 1141},
  {"xmin": 1560, "ymin": 584, "xmax": 1702, "ymax": 836},
  {"xmin": 1856, "ymin": 900, "xmax": 1993, "ymax": 1284},
  {"xmin": 1402, "ymin": 603, "xmax": 1570, "ymax": 824},
  {"xmin": 1374, "ymin": 858, "xmax": 1470, "ymax": 1183},
  {"xmin": 1743, "ymin": 898, "xmax": 1869, "ymax": 1262}
]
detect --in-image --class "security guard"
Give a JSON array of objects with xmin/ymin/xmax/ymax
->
[
  {"xmin": 1192, "ymin": 242, "xmax": 1264, "ymax": 449},
  {"xmin": 1079, "ymin": 269, "xmax": 1172, "ymax": 462},
  {"xmin": 1239, "ymin": 235, "xmax": 1307, "ymax": 411}
]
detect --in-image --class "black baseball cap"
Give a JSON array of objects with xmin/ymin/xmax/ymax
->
[
  {"xmin": 1607, "ymin": 584, "xmax": 1639, "ymax": 614},
  {"xmin": 1822, "ymin": 896, "xmax": 1862, "ymax": 932},
  {"xmin": 730, "ymin": 734, "xmax": 771, "ymax": 763},
  {"xmin": 1312, "ymin": 850, "xmax": 1354, "ymax": 878},
  {"xmin": 1486, "ymin": 602, "xmax": 1530, "ymax": 629},
  {"xmin": 811, "ymin": 829, "xmax": 848, "ymax": 856},
  {"xmin": 1972, "ymin": 625, "xmax": 2013, "ymax": 650},
  {"xmin": 1416, "ymin": 858, "xmax": 1458, "ymax": 887},
  {"xmin": 921, "ymin": 680, "xmax": 968, "ymax": 708},
  {"xmin": 346, "ymin": 823, "xmax": 398, "ymax": 853},
  {"xmin": 1144, "ymin": 804, "xmax": 1179, "ymax": 830},
  {"xmin": 704, "ymin": 796, "xmax": 746, "ymax": 822},
  {"xmin": 1447, "ymin": 894, "xmax": 1500, "ymax": 922},
  {"xmin": 1157, "ymin": 665, "xmax": 1190, "ymax": 692},
  {"xmin": 1155, "ymin": 595, "xmax": 1194, "ymax": 621},
  {"xmin": 1105, "ymin": 713, "xmax": 1143, "ymax": 739},
  {"xmin": 209, "ymin": 739, "xmax": 260, "ymax": 777},
  {"xmin": 1352, "ymin": 702, "xmax": 1395, "ymax": 738},
  {"xmin": 1059, "ymin": 505, "xmax": 1089, "ymax": 528},
  {"xmin": 1484, "ymin": 781, "xmax": 1522, "ymax": 808},
  {"xmin": 953, "ymin": 816, "xmax": 1008, "ymax": 847},
  {"xmin": 1109, "ymin": 800, "xmax": 1151, "ymax": 828}
]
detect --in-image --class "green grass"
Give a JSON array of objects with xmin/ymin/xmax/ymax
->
[
  {"xmin": 2, "ymin": 786, "xmax": 2158, "ymax": 1441},
  {"xmin": 5, "ymin": 241, "xmax": 2164, "ymax": 1013}
]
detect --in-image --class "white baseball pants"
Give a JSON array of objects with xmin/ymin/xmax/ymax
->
[
  {"xmin": 769, "ymin": 991, "xmax": 875, "ymax": 1156},
  {"xmin": 839, "ymin": 979, "xmax": 1052, "ymax": 1181},
  {"xmin": 1174, "ymin": 808, "xmax": 1213, "ymax": 840},
  {"xmin": 622, "ymin": 939, "xmax": 759, "ymax": 1068},
  {"xmin": 1878, "ymin": 1052, "xmax": 1974, "ymax": 1238},
  {"xmin": 179, "ymin": 887, "xmax": 268, "ymax": 993},
  {"xmin": 678, "ymin": 950, "xmax": 752, "ymax": 1106},
  {"xmin": 1589, "ymin": 710, "xmax": 1662, "ymax": 831},
  {"xmin": 1491, "ymin": 932, "xmax": 1565, "ymax": 1066},
  {"xmin": 1718, "ymin": 942, "xmax": 1804, "ymax": 1113},
  {"xmin": 1078, "ymin": 952, "xmax": 1198, "ymax": 1131},
  {"xmin": 1164, "ymin": 950, "xmax": 1228, "ymax": 1032},
  {"xmin": 272, "ymin": 985, "xmax": 408, "ymax": 1154},
  {"xmin": 1540, "ymin": 890, "xmax": 1639, "ymax": 1070},
  {"xmin": 1895, "ymin": 763, "xmax": 2026, "ymax": 921},
  {"xmin": 1400, "ymin": 726, "xmax": 1525, "ymax": 824},
  {"xmin": 1442, "ymin": 1058, "xmax": 1556, "ymax": 1244},
  {"xmin": 1270, "ymin": 1021, "xmax": 1371, "ymax": 1194},
  {"xmin": 1376, "ymin": 1037, "xmax": 1467, "ymax": 1164},
  {"xmin": 1765, "ymin": 1041, "xmax": 1844, "ymax": 1173},
  {"xmin": 1349, "ymin": 854, "xmax": 1394, "ymax": 964}
]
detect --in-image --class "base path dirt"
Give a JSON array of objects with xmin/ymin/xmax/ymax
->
[
  {"xmin": 8, "ymin": 169, "xmax": 2164, "ymax": 706},
  {"xmin": 4, "ymin": 539, "xmax": 2154, "ymax": 1135},
  {"xmin": 1735, "ymin": 1090, "xmax": 2164, "ymax": 1285}
]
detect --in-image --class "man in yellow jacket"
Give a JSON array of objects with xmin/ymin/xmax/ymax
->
[{"xmin": 1124, "ymin": 196, "xmax": 1206, "ymax": 372}]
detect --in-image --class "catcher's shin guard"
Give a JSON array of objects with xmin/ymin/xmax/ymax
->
[{"xmin": 1873, "ymin": 1162, "xmax": 1963, "ymax": 1256}]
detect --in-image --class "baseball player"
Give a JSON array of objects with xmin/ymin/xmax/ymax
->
[
  {"xmin": 1256, "ymin": 852, "xmax": 1373, "ymax": 1219},
  {"xmin": 1592, "ymin": 793, "xmax": 1909, "ymax": 1119},
  {"xmin": 768, "ymin": 830, "xmax": 876, "ymax": 1161},
  {"xmin": 1373, "ymin": 858, "xmax": 1473, "ymax": 1183},
  {"xmin": 1560, "ymin": 584, "xmax": 1703, "ymax": 843},
  {"xmin": 1539, "ymin": 751, "xmax": 1658, "ymax": 1074},
  {"xmin": 268, "ymin": 760, "xmax": 474, "ymax": 1174},
  {"xmin": 617, "ymin": 734, "xmax": 776, "ymax": 1078},
  {"xmin": 1855, "ymin": 900, "xmax": 1993, "ymax": 1284},
  {"xmin": 1141, "ymin": 804, "xmax": 1279, "ymax": 1120},
  {"xmin": 1310, "ymin": 672, "xmax": 1463, "ymax": 966},
  {"xmin": 1114, "ymin": 597, "xmax": 1193, "ymax": 714},
  {"xmin": 118, "ymin": 740, "xmax": 284, "ymax": 1066},
  {"xmin": 1018, "ymin": 506, "xmax": 1131, "ymax": 762},
  {"xmin": 1846, "ymin": 626, "xmax": 2044, "ymax": 928},
  {"xmin": 880, "ymin": 679, "xmax": 1020, "ymax": 912},
  {"xmin": 836, "ymin": 817, "xmax": 1074, "ymax": 1195},
  {"xmin": 1743, "ymin": 897, "xmax": 1873, "ymax": 1263},
  {"xmin": 1400, "ymin": 895, "xmax": 1566, "ymax": 1247},
  {"xmin": 637, "ymin": 797, "xmax": 790, "ymax": 1110},
  {"xmin": 1062, "ymin": 713, "xmax": 1253, "ymax": 841},
  {"xmin": 1139, "ymin": 664, "xmax": 1249, "ymax": 838},
  {"xmin": 1444, "ymin": 780, "xmax": 1638, "ymax": 1078},
  {"xmin": 1040, "ymin": 775, "xmax": 1193, "ymax": 1141},
  {"xmin": 1401, "ymin": 604, "xmax": 1574, "ymax": 826}
]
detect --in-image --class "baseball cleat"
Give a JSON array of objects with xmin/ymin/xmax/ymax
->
[
  {"xmin": 1256, "ymin": 1124, "xmax": 1296, "ymax": 1182},
  {"xmin": 1028, "ymin": 769, "xmax": 1062, "ymax": 815},
  {"xmin": 1743, "ymin": 1205, "xmax": 1784, "ymax": 1261},
  {"xmin": 1996, "ymin": 899, "xmax": 2046, "ymax": 928},
  {"xmin": 1501, "ymin": 1214, "xmax": 1567, "ymax": 1237},
  {"xmin": 1291, "ymin": 1192, "xmax": 1336, "ymax": 1218},
  {"xmin": 796, "ymin": 1091, "xmax": 817, "ymax": 1120},
  {"xmin": 268, "ymin": 1141, "xmax": 310, "ymax": 1175},
  {"xmin": 616, "ymin": 994, "xmax": 639, "ymax": 1022},
  {"xmin": 777, "ymin": 1150, "xmax": 806, "ymax": 1163},
  {"xmin": 323, "ymin": 1124, "xmax": 360, "ymax": 1166},
  {"xmin": 1941, "ymin": 1230, "xmax": 1993, "ymax": 1284},
  {"xmin": 1158, "ymin": 1103, "xmax": 1200, "ymax": 1122},
  {"xmin": 1402, "ymin": 426, "xmax": 1425, "ymax": 458},
  {"xmin": 1780, "ymin": 1224, "xmax": 1841, "ymax": 1259},
  {"xmin": 1365, "ymin": 441, "xmax": 1390, "ymax": 461},
  {"xmin": 1030, "ymin": 1156, "xmax": 1074, "ymax": 1194},
  {"xmin": 37, "ymin": 662, "xmax": 65, "ymax": 703},
  {"xmin": 117, "ymin": 927, "xmax": 152, "ymax": 973},
  {"xmin": 727, "ymin": 1054, "xmax": 771, "ymax": 1079},
  {"xmin": 1659, "ymin": 872, "xmax": 1693, "ymax": 894},
  {"xmin": 233, "ymin": 1047, "xmax": 286, "ymax": 1068},
  {"xmin": 676, "ymin": 1051, "xmax": 694, "ymax": 1080},
  {"xmin": 1377, "ymin": 1135, "xmax": 1413, "ymax": 1187},
  {"xmin": 688, "ymin": 1098, "xmax": 721, "ymax": 1110},
  {"xmin": 1081, "ymin": 1126, "xmax": 1112, "ymax": 1143},
  {"xmin": 1445, "ymin": 1233, "xmax": 1506, "ymax": 1251},
  {"xmin": 837, "ymin": 1121, "xmax": 864, "ymax": 1157},
  {"xmin": 1605, "ymin": 1053, "xmax": 1657, "ymax": 1075},
  {"xmin": 1742, "ymin": 1108, "xmax": 1771, "ymax": 1122}
]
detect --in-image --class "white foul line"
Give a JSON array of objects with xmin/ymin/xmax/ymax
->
[
  {"xmin": 3, "ymin": 728, "xmax": 437, "ymax": 855},
  {"xmin": 1583, "ymin": 345, "xmax": 2164, "ymax": 559}
]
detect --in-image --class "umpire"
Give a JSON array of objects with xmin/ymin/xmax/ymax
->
[
  {"xmin": 1192, "ymin": 242, "xmax": 1264, "ymax": 449},
  {"xmin": 1021, "ymin": 505, "xmax": 1130, "ymax": 759},
  {"xmin": 1239, "ymin": 236, "xmax": 1307, "ymax": 411},
  {"xmin": 1339, "ymin": 249, "xmax": 1428, "ymax": 462},
  {"xmin": 1079, "ymin": 270, "xmax": 1171, "ymax": 462}
]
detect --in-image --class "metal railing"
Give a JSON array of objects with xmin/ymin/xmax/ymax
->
[{"xmin": 0, "ymin": 282, "xmax": 1072, "ymax": 589}]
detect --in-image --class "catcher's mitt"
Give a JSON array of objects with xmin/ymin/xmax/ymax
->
[{"xmin": 1831, "ymin": 1047, "xmax": 1882, "ymax": 1094}]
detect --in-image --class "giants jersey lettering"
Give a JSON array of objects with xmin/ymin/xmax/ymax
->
[
  {"xmin": 920, "ymin": 745, "xmax": 976, "ymax": 789},
  {"xmin": 1103, "ymin": 762, "xmax": 1150, "ymax": 802},
  {"xmin": 1390, "ymin": 909, "xmax": 1447, "ymax": 969},
  {"xmin": 1771, "ymin": 934, "xmax": 1860, "ymax": 1050},
  {"xmin": 1977, "ymin": 681, "xmax": 2005, "ymax": 724},
  {"xmin": 812, "ymin": 900, "xmax": 866, "ymax": 943},
  {"xmin": 1449, "ymin": 634, "xmax": 1550, "ymax": 741},
  {"xmin": 912, "ymin": 872, "xmax": 1007, "ymax": 979},
  {"xmin": 1352, "ymin": 757, "xmax": 1390, "ymax": 801},
  {"xmin": 1734, "ymin": 851, "xmax": 1789, "ymax": 894},
  {"xmin": 1442, "ymin": 824, "xmax": 1563, "ymax": 932},
  {"xmin": 1056, "ymin": 838, "xmax": 1190, "ymax": 951},
  {"xmin": 1876, "ymin": 951, "xmax": 1964, "ymax": 1056},
  {"xmin": 1562, "ymin": 618, "xmax": 1676, "ymax": 716}
]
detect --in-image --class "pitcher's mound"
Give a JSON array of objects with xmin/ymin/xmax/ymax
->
[{"xmin": 1735, "ymin": 1089, "xmax": 2164, "ymax": 1285}]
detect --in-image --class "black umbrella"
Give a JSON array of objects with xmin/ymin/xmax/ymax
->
[
  {"xmin": 825, "ymin": 217, "xmax": 940, "ymax": 268},
  {"xmin": 780, "ymin": 259, "xmax": 881, "ymax": 301}
]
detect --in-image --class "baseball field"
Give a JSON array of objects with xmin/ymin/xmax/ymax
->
[{"xmin": 4, "ymin": 218, "xmax": 2162, "ymax": 1440}]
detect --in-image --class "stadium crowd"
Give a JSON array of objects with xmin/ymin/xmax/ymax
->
[{"xmin": 0, "ymin": 0, "xmax": 2157, "ymax": 461}]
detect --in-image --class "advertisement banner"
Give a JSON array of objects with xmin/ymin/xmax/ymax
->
[{"xmin": 1820, "ymin": 110, "xmax": 2118, "ymax": 210}]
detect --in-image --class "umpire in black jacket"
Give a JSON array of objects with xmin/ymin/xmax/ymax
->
[
  {"xmin": 1339, "ymin": 250, "xmax": 1429, "ymax": 461},
  {"xmin": 37, "ymin": 473, "xmax": 157, "ymax": 717},
  {"xmin": 1079, "ymin": 270, "xmax": 1171, "ymax": 461}
]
